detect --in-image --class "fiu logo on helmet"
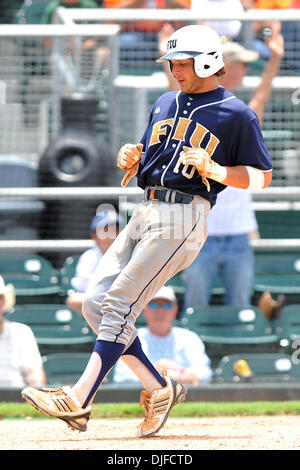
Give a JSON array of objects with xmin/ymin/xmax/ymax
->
[{"xmin": 167, "ymin": 39, "xmax": 177, "ymax": 50}]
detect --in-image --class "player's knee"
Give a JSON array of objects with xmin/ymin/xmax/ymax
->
[{"xmin": 82, "ymin": 294, "xmax": 102, "ymax": 323}]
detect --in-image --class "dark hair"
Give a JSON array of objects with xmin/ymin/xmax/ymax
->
[{"xmin": 215, "ymin": 66, "xmax": 226, "ymax": 77}]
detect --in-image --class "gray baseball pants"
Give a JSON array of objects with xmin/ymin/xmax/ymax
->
[{"xmin": 82, "ymin": 196, "xmax": 210, "ymax": 350}]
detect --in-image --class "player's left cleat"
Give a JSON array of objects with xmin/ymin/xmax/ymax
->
[
  {"xmin": 21, "ymin": 386, "xmax": 91, "ymax": 432},
  {"xmin": 137, "ymin": 374, "xmax": 186, "ymax": 438}
]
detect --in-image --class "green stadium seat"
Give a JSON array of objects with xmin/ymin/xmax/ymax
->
[
  {"xmin": 59, "ymin": 254, "xmax": 80, "ymax": 294},
  {"xmin": 213, "ymin": 353, "xmax": 300, "ymax": 383},
  {"xmin": 182, "ymin": 305, "xmax": 280, "ymax": 366},
  {"xmin": 44, "ymin": 351, "xmax": 114, "ymax": 387},
  {"xmin": 6, "ymin": 303, "xmax": 96, "ymax": 355},
  {"xmin": 274, "ymin": 304, "xmax": 300, "ymax": 350},
  {"xmin": 43, "ymin": 352, "xmax": 115, "ymax": 387},
  {"xmin": 42, "ymin": 353, "xmax": 91, "ymax": 387},
  {"xmin": 166, "ymin": 271, "xmax": 185, "ymax": 311},
  {"xmin": 255, "ymin": 211, "xmax": 300, "ymax": 239},
  {"xmin": 255, "ymin": 252, "xmax": 300, "ymax": 275},
  {"xmin": 254, "ymin": 252, "xmax": 300, "ymax": 297},
  {"xmin": 0, "ymin": 254, "xmax": 63, "ymax": 302},
  {"xmin": 166, "ymin": 271, "xmax": 185, "ymax": 296}
]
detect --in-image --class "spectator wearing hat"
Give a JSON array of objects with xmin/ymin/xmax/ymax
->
[
  {"xmin": 113, "ymin": 286, "xmax": 212, "ymax": 386},
  {"xmin": 66, "ymin": 210, "xmax": 124, "ymax": 314},
  {"xmin": 0, "ymin": 276, "xmax": 46, "ymax": 388}
]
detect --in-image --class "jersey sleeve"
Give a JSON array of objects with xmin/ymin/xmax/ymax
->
[{"xmin": 231, "ymin": 112, "xmax": 273, "ymax": 171}]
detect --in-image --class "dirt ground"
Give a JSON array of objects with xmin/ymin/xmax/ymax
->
[{"xmin": 1, "ymin": 416, "xmax": 300, "ymax": 451}]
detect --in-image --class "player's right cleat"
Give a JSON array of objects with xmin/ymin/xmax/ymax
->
[
  {"xmin": 137, "ymin": 374, "xmax": 186, "ymax": 438},
  {"xmin": 21, "ymin": 385, "xmax": 91, "ymax": 432}
]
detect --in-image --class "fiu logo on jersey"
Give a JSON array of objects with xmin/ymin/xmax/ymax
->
[
  {"xmin": 149, "ymin": 117, "xmax": 220, "ymax": 179},
  {"xmin": 149, "ymin": 117, "xmax": 220, "ymax": 154},
  {"xmin": 167, "ymin": 39, "xmax": 177, "ymax": 50}
]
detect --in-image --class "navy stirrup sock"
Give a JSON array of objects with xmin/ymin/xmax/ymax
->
[
  {"xmin": 122, "ymin": 336, "xmax": 166, "ymax": 387},
  {"xmin": 82, "ymin": 340, "xmax": 125, "ymax": 408}
]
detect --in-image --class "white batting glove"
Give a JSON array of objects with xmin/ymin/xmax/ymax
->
[
  {"xmin": 117, "ymin": 143, "xmax": 143, "ymax": 171},
  {"xmin": 179, "ymin": 146, "xmax": 210, "ymax": 173},
  {"xmin": 179, "ymin": 146, "xmax": 227, "ymax": 191}
]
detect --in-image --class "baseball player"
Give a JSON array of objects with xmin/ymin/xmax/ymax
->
[{"xmin": 22, "ymin": 25, "xmax": 272, "ymax": 438}]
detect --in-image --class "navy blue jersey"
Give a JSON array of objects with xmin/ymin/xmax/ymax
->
[{"xmin": 137, "ymin": 87, "xmax": 272, "ymax": 206}]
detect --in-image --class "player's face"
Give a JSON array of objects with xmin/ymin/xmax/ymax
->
[{"xmin": 170, "ymin": 58, "xmax": 207, "ymax": 94}]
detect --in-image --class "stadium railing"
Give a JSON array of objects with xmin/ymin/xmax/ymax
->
[{"xmin": 0, "ymin": 9, "xmax": 298, "ymax": 265}]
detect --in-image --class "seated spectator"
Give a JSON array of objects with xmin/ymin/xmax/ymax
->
[
  {"xmin": 113, "ymin": 286, "xmax": 213, "ymax": 386},
  {"xmin": 66, "ymin": 210, "xmax": 124, "ymax": 314},
  {"xmin": 0, "ymin": 276, "xmax": 46, "ymax": 388}
]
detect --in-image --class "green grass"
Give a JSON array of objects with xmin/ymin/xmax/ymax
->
[{"xmin": 2, "ymin": 401, "xmax": 300, "ymax": 420}]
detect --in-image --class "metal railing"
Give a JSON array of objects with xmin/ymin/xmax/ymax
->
[{"xmin": 0, "ymin": 10, "xmax": 299, "ymax": 257}]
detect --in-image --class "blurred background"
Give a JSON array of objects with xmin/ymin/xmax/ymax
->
[{"xmin": 0, "ymin": 1, "xmax": 300, "ymax": 395}]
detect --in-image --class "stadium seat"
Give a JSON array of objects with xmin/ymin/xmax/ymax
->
[
  {"xmin": 213, "ymin": 353, "xmax": 300, "ymax": 383},
  {"xmin": 182, "ymin": 305, "xmax": 280, "ymax": 366},
  {"xmin": 42, "ymin": 353, "xmax": 91, "ymax": 387},
  {"xmin": 166, "ymin": 271, "xmax": 185, "ymax": 311},
  {"xmin": 59, "ymin": 254, "xmax": 80, "ymax": 294},
  {"xmin": 0, "ymin": 254, "xmax": 63, "ymax": 303},
  {"xmin": 253, "ymin": 252, "xmax": 300, "ymax": 300},
  {"xmin": 43, "ymin": 352, "xmax": 115, "ymax": 387},
  {"xmin": 274, "ymin": 304, "xmax": 300, "ymax": 351},
  {"xmin": 255, "ymin": 210, "xmax": 300, "ymax": 239},
  {"xmin": 6, "ymin": 303, "xmax": 96, "ymax": 355}
]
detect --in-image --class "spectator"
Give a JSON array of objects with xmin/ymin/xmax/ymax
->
[
  {"xmin": 41, "ymin": 0, "xmax": 99, "ymax": 24},
  {"xmin": 114, "ymin": 286, "xmax": 212, "ymax": 385},
  {"xmin": 0, "ymin": 276, "xmax": 46, "ymax": 388},
  {"xmin": 103, "ymin": 0, "xmax": 191, "ymax": 69},
  {"xmin": 66, "ymin": 210, "xmax": 124, "ymax": 314},
  {"xmin": 191, "ymin": 0, "xmax": 245, "ymax": 40},
  {"xmin": 42, "ymin": 0, "xmax": 109, "ymax": 76},
  {"xmin": 158, "ymin": 25, "xmax": 284, "ymax": 308}
]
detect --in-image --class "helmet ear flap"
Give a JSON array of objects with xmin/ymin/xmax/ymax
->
[{"xmin": 194, "ymin": 52, "xmax": 223, "ymax": 78}]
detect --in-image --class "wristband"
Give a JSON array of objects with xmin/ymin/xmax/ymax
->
[
  {"xmin": 245, "ymin": 166, "xmax": 265, "ymax": 189},
  {"xmin": 208, "ymin": 164, "xmax": 227, "ymax": 183}
]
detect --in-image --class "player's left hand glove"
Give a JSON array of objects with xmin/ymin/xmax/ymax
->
[{"xmin": 179, "ymin": 146, "xmax": 227, "ymax": 192}]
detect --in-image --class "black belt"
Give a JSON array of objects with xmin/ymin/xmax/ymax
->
[{"xmin": 144, "ymin": 187, "xmax": 195, "ymax": 204}]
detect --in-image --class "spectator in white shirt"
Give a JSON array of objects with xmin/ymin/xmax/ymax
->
[
  {"xmin": 66, "ymin": 210, "xmax": 124, "ymax": 314},
  {"xmin": 0, "ymin": 276, "xmax": 46, "ymax": 388},
  {"xmin": 114, "ymin": 286, "xmax": 212, "ymax": 386}
]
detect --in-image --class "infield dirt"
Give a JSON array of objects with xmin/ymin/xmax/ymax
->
[{"xmin": 1, "ymin": 416, "xmax": 300, "ymax": 450}]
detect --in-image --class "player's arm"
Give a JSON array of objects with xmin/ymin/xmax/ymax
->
[
  {"xmin": 218, "ymin": 165, "xmax": 272, "ymax": 190},
  {"xmin": 179, "ymin": 146, "xmax": 272, "ymax": 190}
]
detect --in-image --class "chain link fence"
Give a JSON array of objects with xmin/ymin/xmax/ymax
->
[{"xmin": 0, "ymin": 7, "xmax": 298, "ymax": 266}]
